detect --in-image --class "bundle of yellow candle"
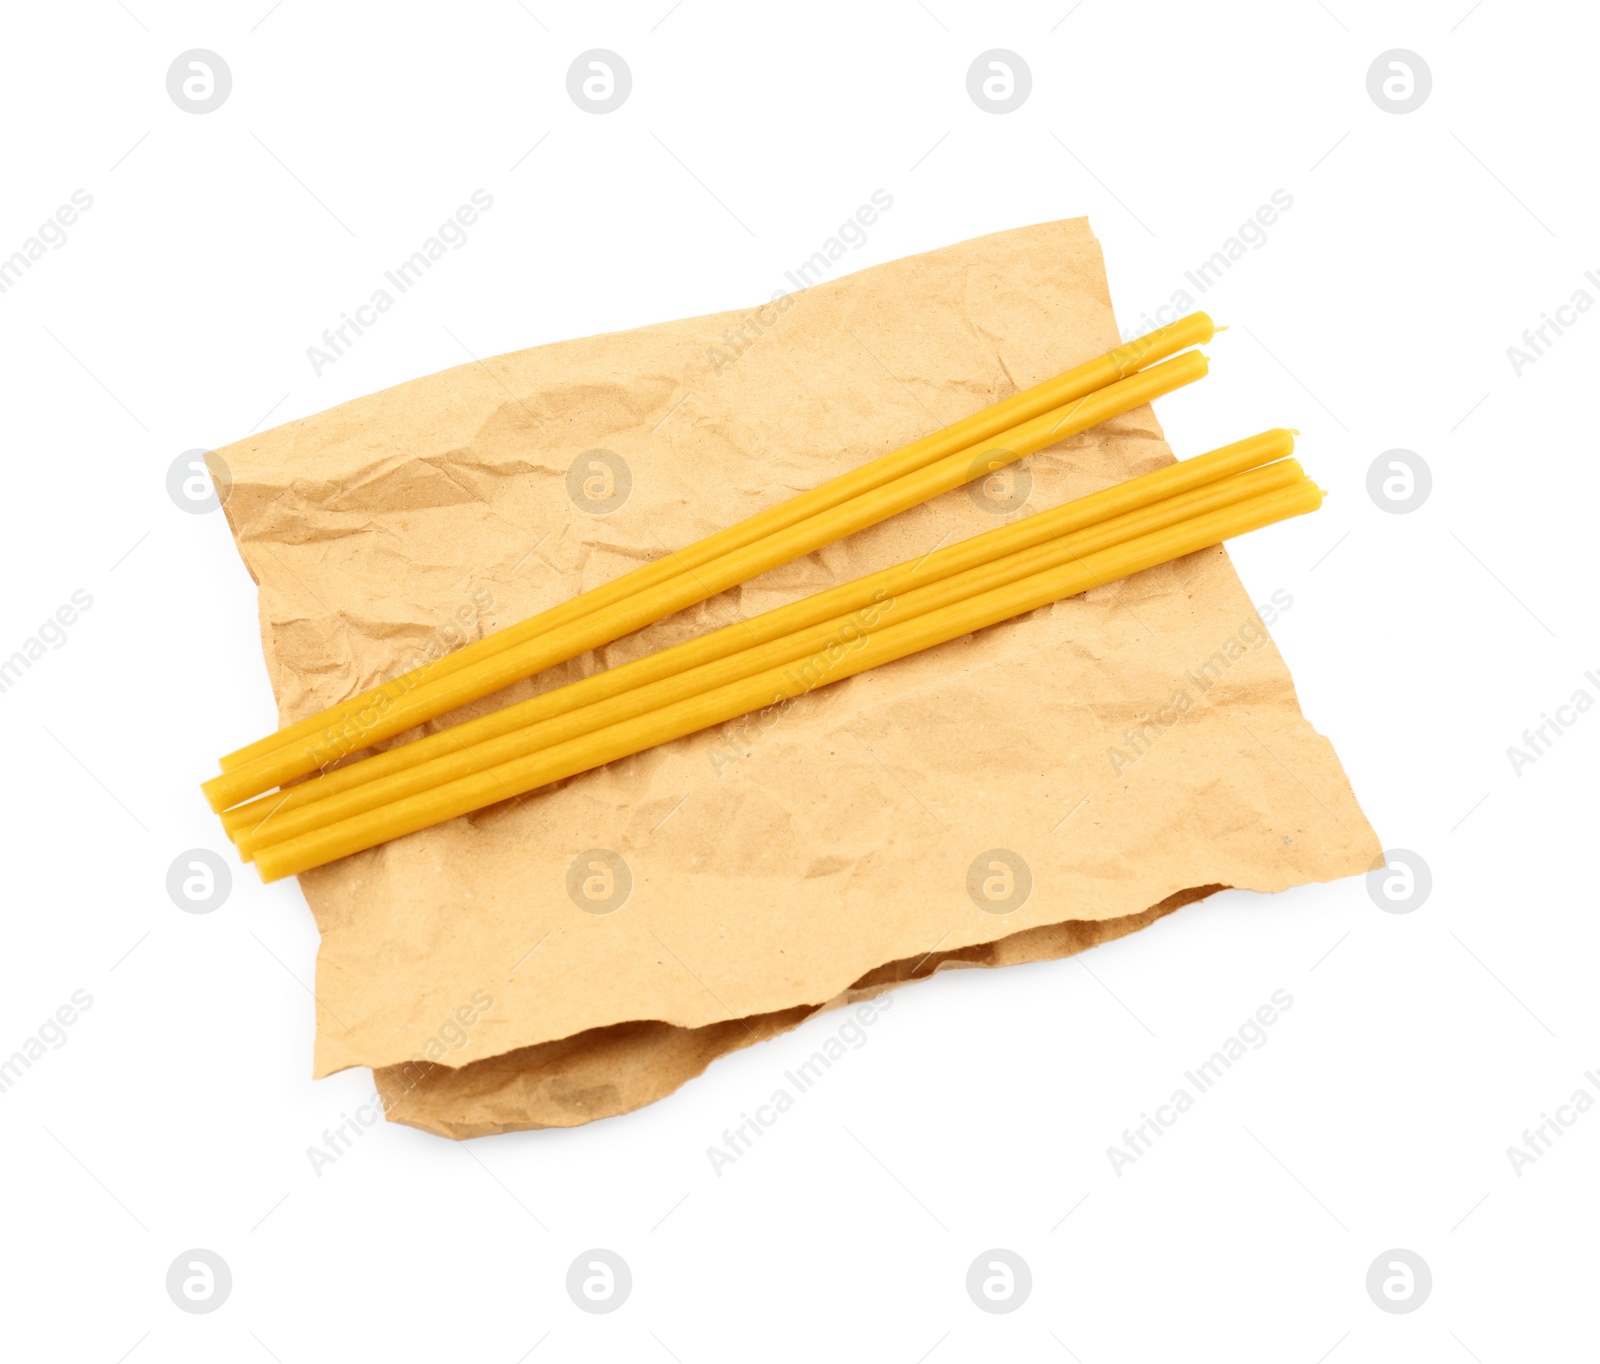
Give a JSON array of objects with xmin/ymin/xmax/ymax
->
[
  {"xmin": 203, "ymin": 312, "xmax": 1324, "ymax": 882},
  {"xmin": 205, "ymin": 315, "xmax": 1214, "ymax": 810}
]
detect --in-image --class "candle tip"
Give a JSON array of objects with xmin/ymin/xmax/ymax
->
[{"xmin": 1211, "ymin": 324, "xmax": 1230, "ymax": 334}]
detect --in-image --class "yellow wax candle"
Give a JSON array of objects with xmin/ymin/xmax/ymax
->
[
  {"xmin": 234, "ymin": 457, "xmax": 1303, "ymax": 859},
  {"xmin": 221, "ymin": 427, "xmax": 1294, "ymax": 843},
  {"xmin": 204, "ymin": 349, "xmax": 1208, "ymax": 812},
  {"xmin": 218, "ymin": 312, "xmax": 1215, "ymax": 774},
  {"xmin": 252, "ymin": 478, "xmax": 1322, "ymax": 882}
]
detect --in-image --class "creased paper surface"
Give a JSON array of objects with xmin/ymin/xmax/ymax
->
[{"xmin": 212, "ymin": 217, "xmax": 1378, "ymax": 1138}]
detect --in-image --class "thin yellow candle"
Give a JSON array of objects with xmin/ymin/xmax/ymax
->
[
  {"xmin": 234, "ymin": 457, "xmax": 1303, "ymax": 859},
  {"xmin": 219, "ymin": 312, "xmax": 1216, "ymax": 774},
  {"xmin": 221, "ymin": 427, "xmax": 1294, "ymax": 843},
  {"xmin": 252, "ymin": 478, "xmax": 1323, "ymax": 882},
  {"xmin": 205, "ymin": 349, "xmax": 1208, "ymax": 812}
]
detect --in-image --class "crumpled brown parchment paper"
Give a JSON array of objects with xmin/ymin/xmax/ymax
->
[{"xmin": 211, "ymin": 217, "xmax": 1378, "ymax": 1139}]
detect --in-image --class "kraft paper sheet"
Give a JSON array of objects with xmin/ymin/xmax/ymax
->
[{"xmin": 211, "ymin": 217, "xmax": 1378, "ymax": 1139}]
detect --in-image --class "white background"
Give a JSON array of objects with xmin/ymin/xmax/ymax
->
[{"xmin": 1, "ymin": 1, "xmax": 1594, "ymax": 1359}]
